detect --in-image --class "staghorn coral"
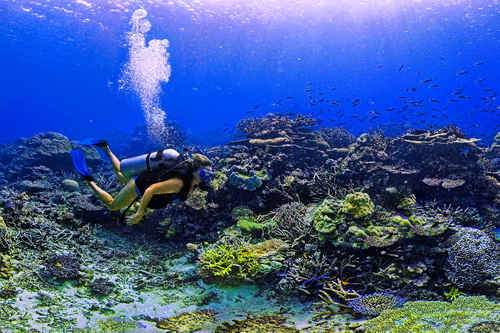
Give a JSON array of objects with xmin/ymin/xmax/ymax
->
[
  {"xmin": 363, "ymin": 296, "xmax": 500, "ymax": 332},
  {"xmin": 446, "ymin": 228, "xmax": 499, "ymax": 289},
  {"xmin": 348, "ymin": 293, "xmax": 405, "ymax": 316}
]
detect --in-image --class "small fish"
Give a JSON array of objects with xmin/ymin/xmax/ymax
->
[
  {"xmin": 474, "ymin": 61, "xmax": 484, "ymax": 66},
  {"xmin": 421, "ymin": 79, "xmax": 432, "ymax": 83},
  {"xmin": 429, "ymin": 98, "xmax": 440, "ymax": 103},
  {"xmin": 429, "ymin": 84, "xmax": 439, "ymax": 88},
  {"xmin": 398, "ymin": 65, "xmax": 404, "ymax": 71},
  {"xmin": 456, "ymin": 70, "xmax": 468, "ymax": 75}
]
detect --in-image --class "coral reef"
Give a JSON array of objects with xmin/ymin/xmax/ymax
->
[{"xmin": 363, "ymin": 296, "xmax": 500, "ymax": 332}]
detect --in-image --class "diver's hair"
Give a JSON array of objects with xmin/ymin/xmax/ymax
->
[{"xmin": 192, "ymin": 153, "xmax": 212, "ymax": 169}]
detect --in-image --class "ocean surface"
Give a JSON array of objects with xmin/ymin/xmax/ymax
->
[{"xmin": 0, "ymin": 0, "xmax": 499, "ymax": 145}]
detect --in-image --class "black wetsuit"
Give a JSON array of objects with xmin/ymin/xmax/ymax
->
[{"xmin": 134, "ymin": 163, "xmax": 194, "ymax": 209}]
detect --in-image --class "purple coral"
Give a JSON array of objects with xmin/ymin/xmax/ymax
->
[{"xmin": 348, "ymin": 293, "xmax": 405, "ymax": 316}]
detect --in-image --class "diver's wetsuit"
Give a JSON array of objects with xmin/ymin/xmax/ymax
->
[{"xmin": 134, "ymin": 163, "xmax": 194, "ymax": 209}]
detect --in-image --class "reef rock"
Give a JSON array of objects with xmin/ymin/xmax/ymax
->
[{"xmin": 0, "ymin": 132, "xmax": 101, "ymax": 180}]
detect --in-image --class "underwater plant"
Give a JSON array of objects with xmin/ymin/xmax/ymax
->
[{"xmin": 348, "ymin": 293, "xmax": 405, "ymax": 316}]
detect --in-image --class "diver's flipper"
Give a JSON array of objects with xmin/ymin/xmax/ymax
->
[
  {"xmin": 77, "ymin": 138, "xmax": 108, "ymax": 148},
  {"xmin": 76, "ymin": 138, "xmax": 108, "ymax": 160},
  {"xmin": 70, "ymin": 149, "xmax": 94, "ymax": 182}
]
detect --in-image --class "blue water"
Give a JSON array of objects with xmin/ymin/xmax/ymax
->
[{"xmin": 0, "ymin": 0, "xmax": 499, "ymax": 146}]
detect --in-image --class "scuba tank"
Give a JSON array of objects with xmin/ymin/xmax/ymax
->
[{"xmin": 120, "ymin": 148, "xmax": 181, "ymax": 179}]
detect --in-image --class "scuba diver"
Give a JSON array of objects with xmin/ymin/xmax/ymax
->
[{"xmin": 70, "ymin": 139, "xmax": 215, "ymax": 226}]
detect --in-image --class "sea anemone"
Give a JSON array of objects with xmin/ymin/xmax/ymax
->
[{"xmin": 348, "ymin": 292, "xmax": 405, "ymax": 316}]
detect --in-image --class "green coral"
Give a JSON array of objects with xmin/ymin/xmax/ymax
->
[
  {"xmin": 198, "ymin": 244, "xmax": 261, "ymax": 284},
  {"xmin": 363, "ymin": 296, "xmax": 500, "ymax": 333},
  {"xmin": 198, "ymin": 239, "xmax": 288, "ymax": 285},
  {"xmin": 341, "ymin": 192, "xmax": 374, "ymax": 218},
  {"xmin": 155, "ymin": 309, "xmax": 217, "ymax": 332}
]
